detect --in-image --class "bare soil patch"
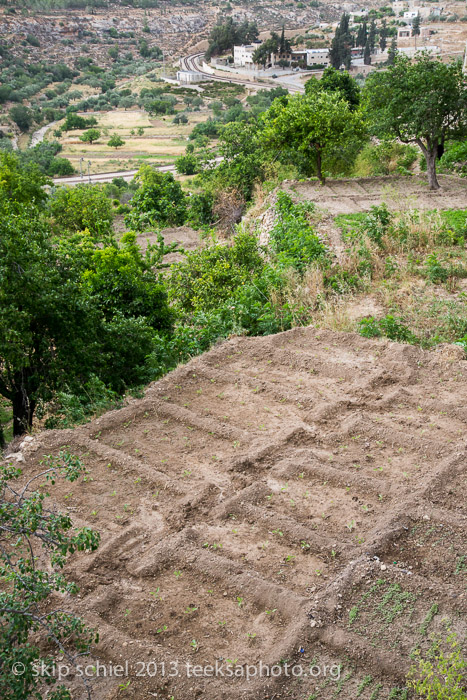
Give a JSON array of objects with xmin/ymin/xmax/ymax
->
[
  {"xmin": 12, "ymin": 328, "xmax": 467, "ymax": 699},
  {"xmin": 287, "ymin": 175, "xmax": 467, "ymax": 215}
]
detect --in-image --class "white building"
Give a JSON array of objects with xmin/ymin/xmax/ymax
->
[
  {"xmin": 176, "ymin": 70, "xmax": 208, "ymax": 84},
  {"xmin": 233, "ymin": 44, "xmax": 257, "ymax": 67},
  {"xmin": 403, "ymin": 9, "xmax": 419, "ymax": 19},
  {"xmin": 306, "ymin": 48, "xmax": 330, "ymax": 66}
]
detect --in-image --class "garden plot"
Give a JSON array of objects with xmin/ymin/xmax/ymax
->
[
  {"xmin": 15, "ymin": 326, "xmax": 467, "ymax": 700},
  {"xmin": 336, "ymin": 566, "xmax": 466, "ymax": 661},
  {"xmin": 382, "ymin": 519, "xmax": 467, "ymax": 585}
]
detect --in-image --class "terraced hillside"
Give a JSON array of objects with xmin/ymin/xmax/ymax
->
[{"xmin": 16, "ymin": 328, "xmax": 467, "ymax": 700}]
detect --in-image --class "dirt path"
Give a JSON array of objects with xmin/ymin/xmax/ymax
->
[
  {"xmin": 12, "ymin": 328, "xmax": 467, "ymax": 700},
  {"xmin": 289, "ymin": 174, "xmax": 467, "ymax": 214}
]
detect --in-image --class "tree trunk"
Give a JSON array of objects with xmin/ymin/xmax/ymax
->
[
  {"xmin": 316, "ymin": 148, "xmax": 325, "ymax": 185},
  {"xmin": 12, "ymin": 387, "xmax": 35, "ymax": 437},
  {"xmin": 425, "ymin": 148, "xmax": 440, "ymax": 191},
  {"xmin": 417, "ymin": 139, "xmax": 440, "ymax": 191}
]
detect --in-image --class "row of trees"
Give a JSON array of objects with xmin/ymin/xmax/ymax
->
[
  {"xmin": 330, "ymin": 13, "xmax": 397, "ymax": 69},
  {"xmin": 205, "ymin": 18, "xmax": 259, "ymax": 60}
]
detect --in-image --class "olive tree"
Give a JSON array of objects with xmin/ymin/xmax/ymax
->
[{"xmin": 364, "ymin": 53, "xmax": 467, "ymax": 190}]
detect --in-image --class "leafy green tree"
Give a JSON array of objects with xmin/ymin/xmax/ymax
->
[
  {"xmin": 213, "ymin": 120, "xmax": 266, "ymax": 199},
  {"xmin": 262, "ymin": 91, "xmax": 366, "ymax": 184},
  {"xmin": 107, "ymin": 133, "xmax": 125, "ymax": 149},
  {"xmin": 306, "ymin": 66, "xmax": 360, "ymax": 110},
  {"xmin": 0, "ymin": 200, "xmax": 173, "ymax": 434},
  {"xmin": 0, "ymin": 152, "xmax": 49, "ymax": 208},
  {"xmin": 253, "ymin": 33, "xmax": 280, "ymax": 67},
  {"xmin": 364, "ymin": 53, "xmax": 467, "ymax": 189},
  {"xmin": 125, "ymin": 167, "xmax": 187, "ymax": 230},
  {"xmin": 50, "ymin": 184, "xmax": 114, "ymax": 240},
  {"xmin": 18, "ymin": 141, "xmax": 74, "ymax": 178},
  {"xmin": 0, "ymin": 452, "xmax": 100, "ymax": 700},
  {"xmin": 172, "ymin": 113, "xmax": 188, "ymax": 124},
  {"xmin": 63, "ymin": 113, "xmax": 97, "ymax": 131},
  {"xmin": 168, "ymin": 230, "xmax": 265, "ymax": 313},
  {"xmin": 9, "ymin": 105, "xmax": 33, "ymax": 132},
  {"xmin": 79, "ymin": 128, "xmax": 100, "ymax": 144},
  {"xmin": 205, "ymin": 18, "xmax": 258, "ymax": 60},
  {"xmin": 0, "ymin": 207, "xmax": 101, "ymax": 435},
  {"xmin": 175, "ymin": 153, "xmax": 200, "ymax": 175}
]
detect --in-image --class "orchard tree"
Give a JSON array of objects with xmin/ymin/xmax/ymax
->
[
  {"xmin": 9, "ymin": 105, "xmax": 33, "ymax": 132},
  {"xmin": 50, "ymin": 184, "xmax": 114, "ymax": 240},
  {"xmin": 79, "ymin": 128, "xmax": 100, "ymax": 144},
  {"xmin": 262, "ymin": 91, "xmax": 366, "ymax": 184},
  {"xmin": 364, "ymin": 53, "xmax": 467, "ymax": 189},
  {"xmin": 306, "ymin": 66, "xmax": 360, "ymax": 111},
  {"xmin": 0, "ymin": 152, "xmax": 49, "ymax": 207},
  {"xmin": 107, "ymin": 133, "xmax": 125, "ymax": 149},
  {"xmin": 125, "ymin": 166, "xmax": 187, "ymax": 230}
]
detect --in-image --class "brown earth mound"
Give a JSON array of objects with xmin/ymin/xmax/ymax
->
[{"xmin": 13, "ymin": 328, "xmax": 467, "ymax": 699}]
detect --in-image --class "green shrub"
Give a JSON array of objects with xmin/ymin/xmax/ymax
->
[
  {"xmin": 408, "ymin": 629, "xmax": 467, "ymax": 700},
  {"xmin": 50, "ymin": 184, "xmax": 114, "ymax": 240},
  {"xmin": 269, "ymin": 191, "xmax": 327, "ymax": 271},
  {"xmin": 358, "ymin": 315, "xmax": 416, "ymax": 343},
  {"xmin": 424, "ymin": 253, "xmax": 449, "ymax": 283},
  {"xmin": 125, "ymin": 168, "xmax": 187, "ymax": 230},
  {"xmin": 439, "ymin": 141, "xmax": 467, "ymax": 175},
  {"xmin": 168, "ymin": 230, "xmax": 264, "ymax": 313}
]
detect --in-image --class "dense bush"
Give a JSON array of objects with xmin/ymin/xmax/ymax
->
[
  {"xmin": 125, "ymin": 167, "xmax": 187, "ymax": 230},
  {"xmin": 168, "ymin": 230, "xmax": 265, "ymax": 313},
  {"xmin": 50, "ymin": 184, "xmax": 114, "ymax": 239},
  {"xmin": 269, "ymin": 192, "xmax": 327, "ymax": 271}
]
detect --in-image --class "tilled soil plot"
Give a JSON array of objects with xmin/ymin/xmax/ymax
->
[{"xmin": 15, "ymin": 328, "xmax": 467, "ymax": 700}]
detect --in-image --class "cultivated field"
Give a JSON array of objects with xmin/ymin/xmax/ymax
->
[
  {"xmin": 54, "ymin": 109, "xmax": 208, "ymax": 175},
  {"xmin": 17, "ymin": 327, "xmax": 467, "ymax": 699}
]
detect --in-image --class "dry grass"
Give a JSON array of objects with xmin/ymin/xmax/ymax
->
[{"xmin": 53, "ymin": 108, "xmax": 211, "ymax": 174}]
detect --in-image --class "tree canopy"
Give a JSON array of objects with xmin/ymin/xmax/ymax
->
[
  {"xmin": 364, "ymin": 53, "xmax": 467, "ymax": 189},
  {"xmin": 205, "ymin": 18, "xmax": 259, "ymax": 60},
  {"xmin": 305, "ymin": 67, "xmax": 360, "ymax": 111},
  {"xmin": 262, "ymin": 91, "xmax": 366, "ymax": 183}
]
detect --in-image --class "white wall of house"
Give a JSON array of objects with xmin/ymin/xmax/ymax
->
[
  {"xmin": 233, "ymin": 45, "xmax": 256, "ymax": 67},
  {"xmin": 306, "ymin": 48, "xmax": 330, "ymax": 66}
]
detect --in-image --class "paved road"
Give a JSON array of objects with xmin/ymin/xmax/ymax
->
[
  {"xmin": 52, "ymin": 157, "xmax": 222, "ymax": 186},
  {"xmin": 180, "ymin": 52, "xmax": 305, "ymax": 94},
  {"xmin": 52, "ymin": 162, "xmax": 177, "ymax": 186}
]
